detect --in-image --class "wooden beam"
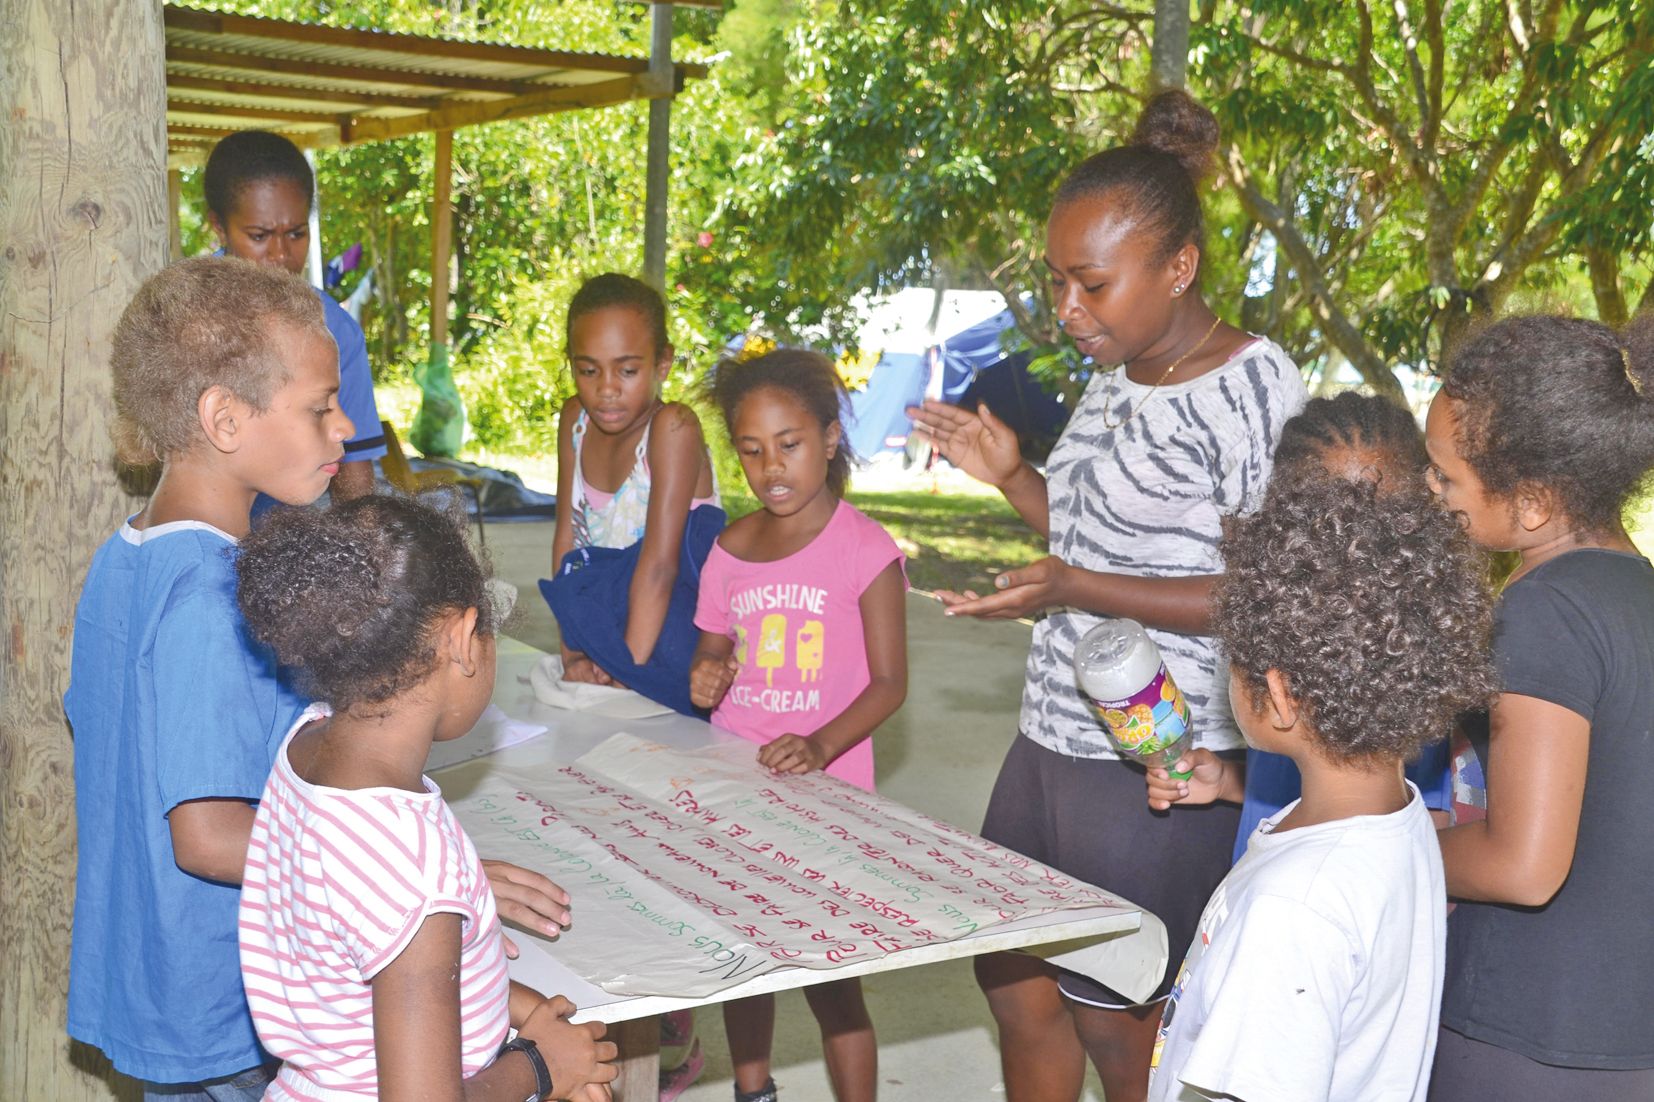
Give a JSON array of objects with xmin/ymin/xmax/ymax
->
[
  {"xmin": 2, "ymin": 0, "xmax": 164, "ymax": 1095},
  {"xmin": 343, "ymin": 76, "xmax": 641, "ymax": 144},
  {"xmin": 166, "ymin": 44, "xmax": 543, "ymax": 96},
  {"xmin": 167, "ymin": 97, "xmax": 349, "ymax": 125},
  {"xmin": 167, "ymin": 71, "xmax": 446, "ymax": 110},
  {"xmin": 431, "ymin": 128, "xmax": 453, "ymax": 352},
  {"xmin": 165, "ymin": 122, "xmax": 252, "ymax": 138},
  {"xmin": 165, "ymin": 5, "xmax": 657, "ymax": 76}
]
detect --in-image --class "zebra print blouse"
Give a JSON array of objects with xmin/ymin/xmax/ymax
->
[{"xmin": 1020, "ymin": 337, "xmax": 1307, "ymax": 759}]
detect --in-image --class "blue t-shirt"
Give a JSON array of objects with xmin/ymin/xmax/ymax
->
[
  {"xmin": 320, "ymin": 289, "xmax": 385, "ymax": 464},
  {"xmin": 64, "ymin": 520, "xmax": 306, "ymax": 1083},
  {"xmin": 1233, "ymin": 743, "xmax": 1453, "ymax": 864}
]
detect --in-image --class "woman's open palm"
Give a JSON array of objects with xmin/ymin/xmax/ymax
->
[{"xmin": 907, "ymin": 400, "xmax": 1023, "ymax": 488}]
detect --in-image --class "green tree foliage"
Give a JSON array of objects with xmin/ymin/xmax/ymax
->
[
  {"xmin": 725, "ymin": 0, "xmax": 1654, "ymax": 397},
  {"xmin": 178, "ymin": 0, "xmax": 757, "ymax": 453},
  {"xmin": 178, "ymin": 0, "xmax": 1654, "ymax": 441}
]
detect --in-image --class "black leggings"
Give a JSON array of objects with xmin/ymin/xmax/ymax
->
[{"xmin": 1429, "ymin": 1026, "xmax": 1654, "ymax": 1102}]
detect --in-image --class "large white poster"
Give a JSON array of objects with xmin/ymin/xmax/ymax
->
[{"xmin": 452, "ymin": 734, "xmax": 1144, "ymax": 999}]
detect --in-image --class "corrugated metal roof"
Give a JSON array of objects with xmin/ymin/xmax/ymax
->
[{"xmin": 164, "ymin": 4, "xmax": 711, "ymax": 165}]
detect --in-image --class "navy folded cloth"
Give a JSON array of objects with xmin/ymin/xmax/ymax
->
[{"xmin": 540, "ymin": 505, "xmax": 726, "ymax": 718}]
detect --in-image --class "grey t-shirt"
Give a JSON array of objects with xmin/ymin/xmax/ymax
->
[
  {"xmin": 1442, "ymin": 549, "xmax": 1654, "ymax": 1069},
  {"xmin": 1020, "ymin": 338, "xmax": 1306, "ymax": 758}
]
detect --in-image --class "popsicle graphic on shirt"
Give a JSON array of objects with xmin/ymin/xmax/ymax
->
[
  {"xmin": 796, "ymin": 620, "xmax": 824, "ymax": 682},
  {"xmin": 757, "ymin": 613, "xmax": 787, "ymax": 686},
  {"xmin": 732, "ymin": 624, "xmax": 750, "ymax": 664}
]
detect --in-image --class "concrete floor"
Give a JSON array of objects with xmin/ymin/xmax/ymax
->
[{"xmin": 482, "ymin": 519, "xmax": 1109, "ymax": 1102}]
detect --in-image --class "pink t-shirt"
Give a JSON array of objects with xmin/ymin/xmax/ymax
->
[
  {"xmin": 240, "ymin": 706, "xmax": 511, "ymax": 1100},
  {"xmin": 693, "ymin": 499, "xmax": 906, "ymax": 790}
]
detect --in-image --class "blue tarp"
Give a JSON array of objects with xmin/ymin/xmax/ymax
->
[
  {"xmin": 844, "ymin": 351, "xmax": 928, "ymax": 458},
  {"xmin": 842, "ymin": 307, "xmax": 1069, "ymax": 458}
]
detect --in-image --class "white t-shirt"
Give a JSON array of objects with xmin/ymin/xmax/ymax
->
[
  {"xmin": 1149, "ymin": 783, "xmax": 1445, "ymax": 1102},
  {"xmin": 1021, "ymin": 338, "xmax": 1306, "ymax": 757}
]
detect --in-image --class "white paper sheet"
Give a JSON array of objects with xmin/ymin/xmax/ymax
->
[
  {"xmin": 527, "ymin": 654, "xmax": 676, "ymax": 719},
  {"xmin": 426, "ymin": 704, "xmax": 548, "ymax": 772},
  {"xmin": 451, "ymin": 733, "xmax": 1144, "ymax": 999}
]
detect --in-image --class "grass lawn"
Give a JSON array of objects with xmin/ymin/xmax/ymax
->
[
  {"xmin": 846, "ymin": 489, "xmax": 1045, "ymax": 594},
  {"xmin": 672, "ymin": 485, "xmax": 1046, "ymax": 596}
]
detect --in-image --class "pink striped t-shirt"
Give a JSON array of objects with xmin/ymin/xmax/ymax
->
[{"xmin": 240, "ymin": 706, "xmax": 511, "ymax": 1100}]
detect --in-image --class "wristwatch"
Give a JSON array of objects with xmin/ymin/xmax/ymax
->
[{"xmin": 500, "ymin": 1036, "xmax": 553, "ymax": 1101}]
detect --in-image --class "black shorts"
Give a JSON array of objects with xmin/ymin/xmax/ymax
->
[
  {"xmin": 980, "ymin": 733, "xmax": 1243, "ymax": 1006},
  {"xmin": 1429, "ymin": 1027, "xmax": 1654, "ymax": 1101}
]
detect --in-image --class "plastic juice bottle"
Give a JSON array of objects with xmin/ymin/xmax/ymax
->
[{"xmin": 1074, "ymin": 619, "xmax": 1194, "ymax": 779}]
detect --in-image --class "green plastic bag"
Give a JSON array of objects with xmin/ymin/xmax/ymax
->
[{"xmin": 411, "ymin": 343, "xmax": 465, "ymax": 457}]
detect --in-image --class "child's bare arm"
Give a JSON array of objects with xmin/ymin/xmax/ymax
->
[
  {"xmin": 552, "ymin": 397, "xmax": 579, "ymax": 584},
  {"xmin": 1438, "ymin": 693, "xmax": 1589, "ymax": 906},
  {"xmin": 689, "ymin": 632, "xmax": 739, "ymax": 710},
  {"xmin": 508, "ymin": 980, "xmax": 546, "ymax": 1028},
  {"xmin": 374, "ymin": 914, "xmax": 618, "ymax": 1101},
  {"xmin": 760, "ymin": 562, "xmax": 907, "ymax": 775},
  {"xmin": 624, "ymin": 405, "xmax": 705, "ymax": 665},
  {"xmin": 169, "ymin": 797, "xmax": 256, "ymax": 884},
  {"xmin": 551, "ymin": 398, "xmax": 607, "ymax": 686}
]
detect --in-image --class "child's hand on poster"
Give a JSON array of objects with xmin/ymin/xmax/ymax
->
[
  {"xmin": 481, "ymin": 860, "xmax": 572, "ymax": 956},
  {"xmin": 759, "ymin": 734, "xmax": 829, "ymax": 775}
]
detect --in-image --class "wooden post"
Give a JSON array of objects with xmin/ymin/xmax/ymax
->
[
  {"xmin": 304, "ymin": 147, "xmax": 324, "ymax": 287},
  {"xmin": 432, "ymin": 128, "xmax": 453, "ymax": 349},
  {"xmin": 167, "ymin": 168, "xmax": 184, "ymax": 261},
  {"xmin": 642, "ymin": 3, "xmax": 673, "ymax": 291},
  {"xmin": 610, "ymin": 1015, "xmax": 662, "ymax": 1102},
  {"xmin": 1, "ymin": 0, "xmax": 166, "ymax": 1096}
]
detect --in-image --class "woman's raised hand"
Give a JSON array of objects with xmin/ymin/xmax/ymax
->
[{"xmin": 907, "ymin": 400, "xmax": 1024, "ymax": 488}]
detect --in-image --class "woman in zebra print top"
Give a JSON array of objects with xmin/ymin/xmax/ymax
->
[{"xmin": 911, "ymin": 91, "xmax": 1307, "ymax": 1102}]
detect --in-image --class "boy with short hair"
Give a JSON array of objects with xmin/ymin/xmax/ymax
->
[
  {"xmin": 1145, "ymin": 478, "xmax": 1498, "ymax": 1102},
  {"xmin": 65, "ymin": 256, "xmax": 352, "ymax": 1096}
]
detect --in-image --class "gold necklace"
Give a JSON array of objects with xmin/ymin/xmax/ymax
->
[{"xmin": 1100, "ymin": 315, "xmax": 1224, "ymax": 431}]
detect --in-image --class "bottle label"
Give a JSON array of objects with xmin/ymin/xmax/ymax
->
[{"xmin": 1087, "ymin": 665, "xmax": 1190, "ymax": 756}]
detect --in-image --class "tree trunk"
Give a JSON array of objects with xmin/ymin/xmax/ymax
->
[
  {"xmin": 1151, "ymin": 0, "xmax": 1191, "ymax": 92},
  {"xmin": 1586, "ymin": 246, "xmax": 1629, "ymax": 330},
  {"xmin": 0, "ymin": 0, "xmax": 166, "ymax": 1095}
]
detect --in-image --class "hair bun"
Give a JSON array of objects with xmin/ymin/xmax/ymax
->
[{"xmin": 1131, "ymin": 90, "xmax": 1220, "ymax": 185}]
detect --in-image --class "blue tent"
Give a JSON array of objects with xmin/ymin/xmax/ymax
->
[{"xmin": 842, "ymin": 291, "xmax": 1069, "ymax": 459}]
